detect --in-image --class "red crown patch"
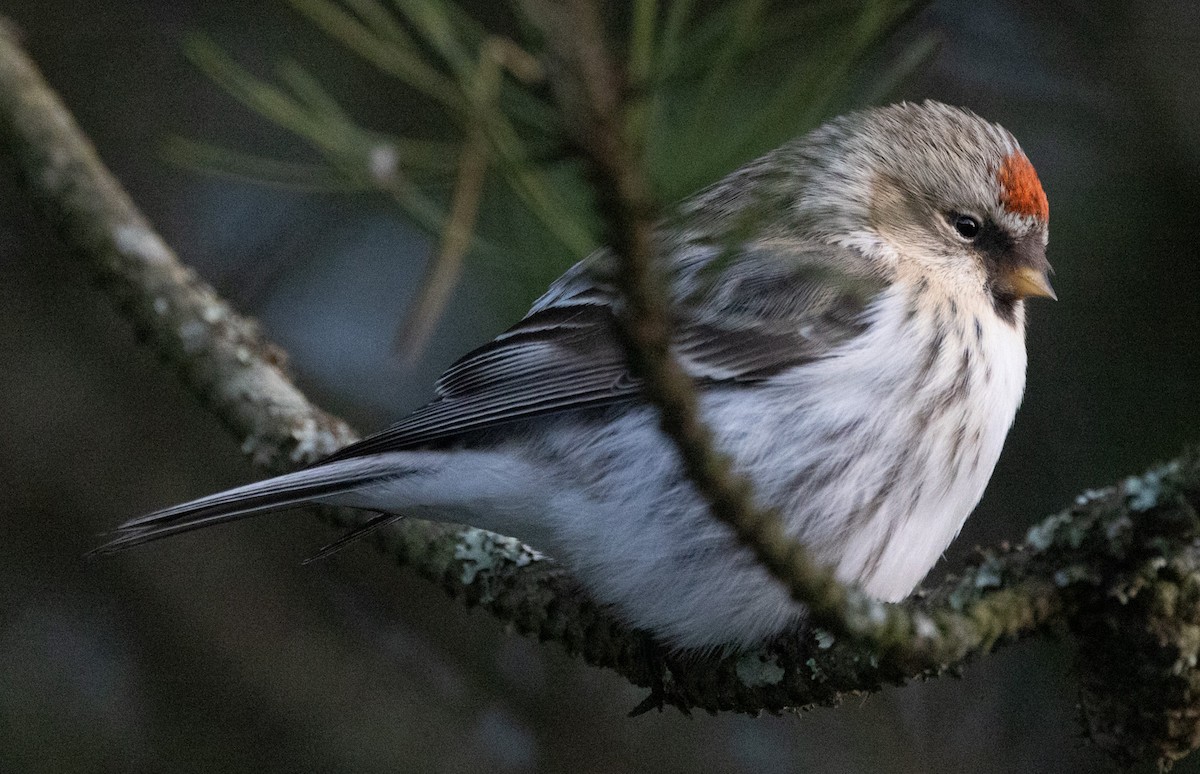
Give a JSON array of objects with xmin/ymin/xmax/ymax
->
[{"xmin": 998, "ymin": 152, "xmax": 1049, "ymax": 221}]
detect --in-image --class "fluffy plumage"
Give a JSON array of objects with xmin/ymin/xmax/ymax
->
[{"xmin": 100, "ymin": 101, "xmax": 1053, "ymax": 650}]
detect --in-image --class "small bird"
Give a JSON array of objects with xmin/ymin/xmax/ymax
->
[{"xmin": 100, "ymin": 101, "xmax": 1054, "ymax": 650}]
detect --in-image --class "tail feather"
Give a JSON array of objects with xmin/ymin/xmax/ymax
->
[{"xmin": 93, "ymin": 457, "xmax": 405, "ymax": 554}]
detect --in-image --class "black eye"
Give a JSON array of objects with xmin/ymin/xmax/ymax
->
[{"xmin": 952, "ymin": 214, "xmax": 981, "ymax": 240}]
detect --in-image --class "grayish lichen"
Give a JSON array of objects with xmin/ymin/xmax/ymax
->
[
  {"xmin": 112, "ymin": 223, "xmax": 172, "ymax": 265},
  {"xmin": 1025, "ymin": 512, "xmax": 1071, "ymax": 552},
  {"xmin": 812, "ymin": 628, "xmax": 835, "ymax": 649},
  {"xmin": 736, "ymin": 652, "xmax": 785, "ymax": 687},
  {"xmin": 973, "ymin": 561, "xmax": 1003, "ymax": 589},
  {"xmin": 288, "ymin": 417, "xmax": 325, "ymax": 462},
  {"xmin": 456, "ymin": 529, "xmax": 544, "ymax": 584}
]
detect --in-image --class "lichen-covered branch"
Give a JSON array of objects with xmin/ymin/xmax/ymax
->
[
  {"xmin": 0, "ymin": 20, "xmax": 357, "ymax": 472},
  {"xmin": 4, "ymin": 17, "xmax": 1200, "ymax": 769}
]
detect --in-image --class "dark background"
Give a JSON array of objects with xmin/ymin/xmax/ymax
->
[{"xmin": 2, "ymin": 1, "xmax": 1198, "ymax": 772}]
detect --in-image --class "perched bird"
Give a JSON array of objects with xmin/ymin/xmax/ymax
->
[{"xmin": 100, "ymin": 101, "xmax": 1054, "ymax": 650}]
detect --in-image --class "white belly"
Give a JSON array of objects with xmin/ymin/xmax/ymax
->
[
  {"xmin": 537, "ymin": 285, "xmax": 1027, "ymax": 646},
  {"xmin": 351, "ymin": 286, "xmax": 1028, "ymax": 649},
  {"xmin": 747, "ymin": 286, "xmax": 1029, "ymax": 599}
]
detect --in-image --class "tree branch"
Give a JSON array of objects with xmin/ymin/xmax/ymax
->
[
  {"xmin": 0, "ymin": 21, "xmax": 357, "ymax": 472},
  {"xmin": 4, "ymin": 16, "xmax": 1200, "ymax": 768}
]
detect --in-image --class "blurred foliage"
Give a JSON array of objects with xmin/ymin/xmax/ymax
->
[{"xmin": 168, "ymin": 0, "xmax": 936, "ymax": 355}]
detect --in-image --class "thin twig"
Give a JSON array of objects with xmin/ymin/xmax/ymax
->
[
  {"xmin": 394, "ymin": 37, "xmax": 542, "ymax": 360},
  {"xmin": 392, "ymin": 115, "xmax": 489, "ymax": 360}
]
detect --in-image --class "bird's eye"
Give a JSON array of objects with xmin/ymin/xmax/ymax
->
[{"xmin": 952, "ymin": 214, "xmax": 981, "ymax": 240}]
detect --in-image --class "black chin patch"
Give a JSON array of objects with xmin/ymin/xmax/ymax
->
[
  {"xmin": 973, "ymin": 221, "xmax": 1038, "ymax": 326},
  {"xmin": 990, "ymin": 292, "xmax": 1020, "ymax": 326}
]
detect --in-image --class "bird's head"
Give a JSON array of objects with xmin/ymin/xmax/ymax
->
[{"xmin": 779, "ymin": 101, "xmax": 1054, "ymax": 324}]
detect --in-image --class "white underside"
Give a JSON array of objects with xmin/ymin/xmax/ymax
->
[{"xmin": 339, "ymin": 285, "xmax": 1027, "ymax": 649}]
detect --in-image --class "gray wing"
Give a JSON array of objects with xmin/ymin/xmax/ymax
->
[{"xmin": 322, "ymin": 243, "xmax": 883, "ymax": 461}]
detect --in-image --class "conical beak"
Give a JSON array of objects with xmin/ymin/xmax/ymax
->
[{"xmin": 1005, "ymin": 265, "xmax": 1057, "ymax": 300}]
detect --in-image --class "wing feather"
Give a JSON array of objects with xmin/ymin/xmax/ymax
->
[{"xmin": 321, "ymin": 242, "xmax": 883, "ymax": 462}]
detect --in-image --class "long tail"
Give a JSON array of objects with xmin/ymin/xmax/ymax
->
[{"xmin": 92, "ymin": 456, "xmax": 404, "ymax": 553}]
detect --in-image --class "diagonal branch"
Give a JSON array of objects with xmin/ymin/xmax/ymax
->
[
  {"xmin": 5, "ymin": 20, "xmax": 1200, "ymax": 767},
  {"xmin": 0, "ymin": 30, "xmax": 359, "ymax": 474}
]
